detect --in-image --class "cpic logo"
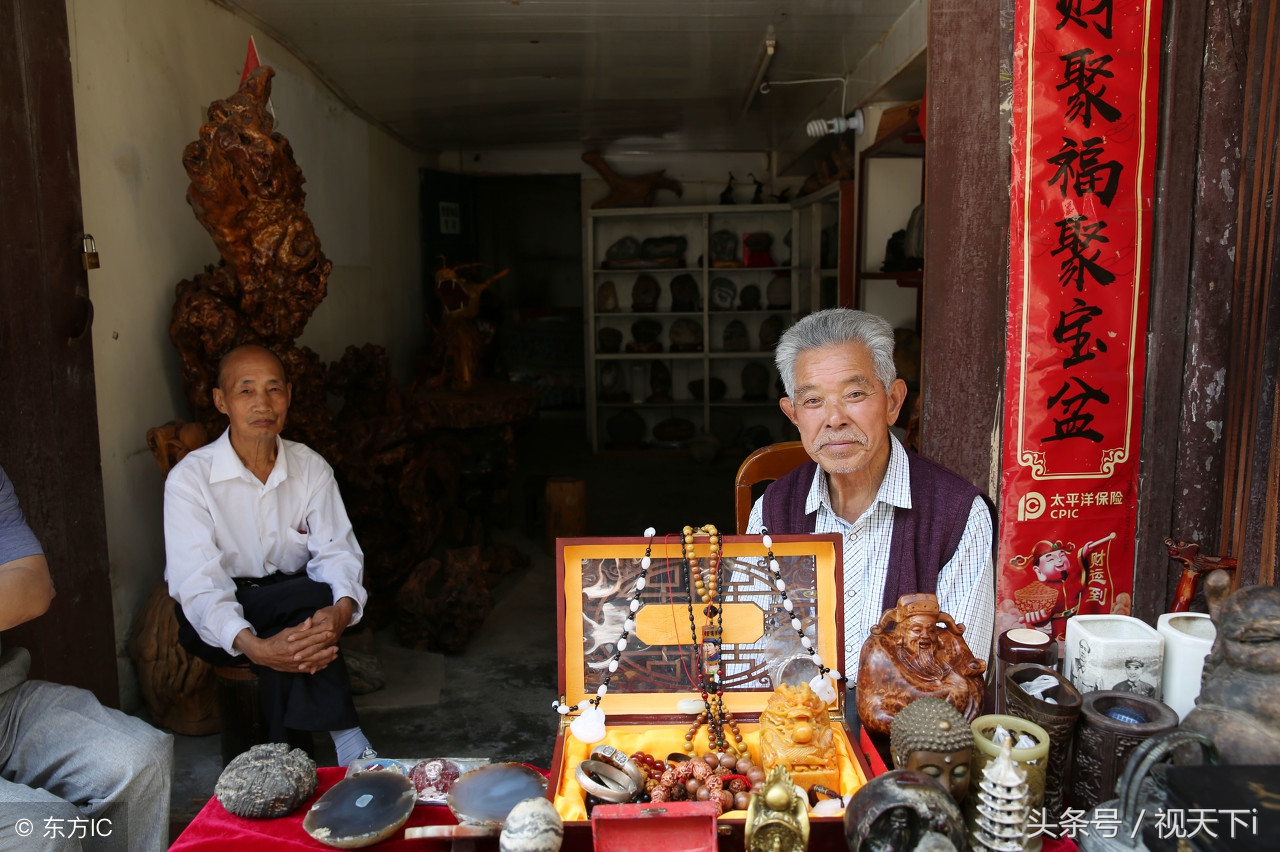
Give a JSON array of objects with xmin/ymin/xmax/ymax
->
[{"xmin": 1019, "ymin": 491, "xmax": 1046, "ymax": 521}]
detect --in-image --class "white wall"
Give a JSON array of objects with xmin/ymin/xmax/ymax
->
[{"xmin": 66, "ymin": 0, "xmax": 428, "ymax": 708}]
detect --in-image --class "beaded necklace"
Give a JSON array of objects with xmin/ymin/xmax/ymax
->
[
  {"xmin": 760, "ymin": 527, "xmax": 843, "ymax": 704},
  {"xmin": 553, "ymin": 527, "xmax": 657, "ymax": 743},
  {"xmin": 679, "ymin": 524, "xmax": 745, "ymax": 757}
]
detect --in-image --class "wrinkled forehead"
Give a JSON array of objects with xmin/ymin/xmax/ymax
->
[
  {"xmin": 793, "ymin": 342, "xmax": 883, "ymax": 389},
  {"xmin": 219, "ymin": 346, "xmax": 287, "ymax": 388}
]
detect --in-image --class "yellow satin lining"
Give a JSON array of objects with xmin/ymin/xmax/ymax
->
[{"xmin": 553, "ymin": 723, "xmax": 866, "ymax": 822}]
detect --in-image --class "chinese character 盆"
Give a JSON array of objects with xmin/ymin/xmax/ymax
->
[
  {"xmin": 1057, "ymin": 48, "xmax": 1123, "ymax": 128},
  {"xmin": 1045, "ymin": 377, "xmax": 1110, "ymax": 443}
]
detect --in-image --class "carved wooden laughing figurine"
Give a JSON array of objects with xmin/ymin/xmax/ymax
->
[{"xmin": 856, "ymin": 594, "xmax": 986, "ymax": 738}]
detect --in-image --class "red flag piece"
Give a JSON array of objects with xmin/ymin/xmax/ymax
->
[{"xmin": 241, "ymin": 36, "xmax": 261, "ymax": 85}]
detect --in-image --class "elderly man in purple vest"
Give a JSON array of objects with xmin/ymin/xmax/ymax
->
[{"xmin": 746, "ymin": 309, "xmax": 994, "ymax": 676}]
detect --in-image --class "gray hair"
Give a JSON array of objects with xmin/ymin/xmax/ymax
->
[{"xmin": 774, "ymin": 309, "xmax": 897, "ymax": 398}]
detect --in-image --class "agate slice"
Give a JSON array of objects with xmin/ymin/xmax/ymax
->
[
  {"xmin": 303, "ymin": 772, "xmax": 416, "ymax": 848},
  {"xmin": 447, "ymin": 763, "xmax": 549, "ymax": 827}
]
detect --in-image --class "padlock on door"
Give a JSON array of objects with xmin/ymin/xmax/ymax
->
[{"xmin": 81, "ymin": 234, "xmax": 100, "ymax": 270}]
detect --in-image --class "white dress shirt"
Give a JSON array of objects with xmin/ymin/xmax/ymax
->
[
  {"xmin": 747, "ymin": 434, "xmax": 994, "ymax": 675},
  {"xmin": 164, "ymin": 429, "xmax": 367, "ymax": 656}
]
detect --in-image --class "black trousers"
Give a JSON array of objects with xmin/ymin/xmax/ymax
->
[{"xmin": 174, "ymin": 572, "xmax": 359, "ymax": 740}]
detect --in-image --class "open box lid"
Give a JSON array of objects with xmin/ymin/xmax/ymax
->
[{"xmin": 556, "ymin": 534, "xmax": 845, "ymax": 720}]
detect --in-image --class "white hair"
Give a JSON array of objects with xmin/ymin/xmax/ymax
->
[{"xmin": 774, "ymin": 309, "xmax": 898, "ymax": 398}]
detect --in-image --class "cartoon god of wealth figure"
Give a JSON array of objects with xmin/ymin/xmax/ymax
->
[
  {"xmin": 1011, "ymin": 534, "xmax": 1115, "ymax": 643},
  {"xmin": 758, "ymin": 682, "xmax": 840, "ymax": 795},
  {"xmin": 856, "ymin": 594, "xmax": 986, "ymax": 738}
]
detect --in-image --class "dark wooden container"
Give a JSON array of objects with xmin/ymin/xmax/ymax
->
[{"xmin": 1070, "ymin": 690, "xmax": 1178, "ymax": 812}]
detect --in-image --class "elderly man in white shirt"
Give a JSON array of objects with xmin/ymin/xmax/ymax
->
[{"xmin": 165, "ymin": 344, "xmax": 374, "ymax": 765}]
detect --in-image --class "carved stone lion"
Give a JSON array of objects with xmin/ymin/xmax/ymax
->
[
  {"xmin": 758, "ymin": 682, "xmax": 840, "ymax": 794},
  {"xmin": 1181, "ymin": 571, "xmax": 1280, "ymax": 764}
]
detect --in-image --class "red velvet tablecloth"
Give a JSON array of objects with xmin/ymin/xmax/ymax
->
[
  {"xmin": 170, "ymin": 767, "xmax": 488, "ymax": 851},
  {"xmin": 172, "ymin": 766, "xmax": 1079, "ymax": 852}
]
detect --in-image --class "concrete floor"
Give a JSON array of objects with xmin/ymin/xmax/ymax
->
[{"xmin": 166, "ymin": 407, "xmax": 755, "ymax": 841}]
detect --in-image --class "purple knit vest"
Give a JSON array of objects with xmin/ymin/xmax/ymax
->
[{"xmin": 761, "ymin": 450, "xmax": 982, "ymax": 612}]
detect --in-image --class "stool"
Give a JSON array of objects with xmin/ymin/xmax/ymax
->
[
  {"xmin": 545, "ymin": 476, "xmax": 586, "ymax": 552},
  {"xmin": 213, "ymin": 665, "xmax": 314, "ymax": 766}
]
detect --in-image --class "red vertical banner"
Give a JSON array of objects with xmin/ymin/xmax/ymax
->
[{"xmin": 998, "ymin": 0, "xmax": 1163, "ymax": 647}]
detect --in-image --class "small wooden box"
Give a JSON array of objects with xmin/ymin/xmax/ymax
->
[{"xmin": 549, "ymin": 535, "xmax": 871, "ymax": 851}]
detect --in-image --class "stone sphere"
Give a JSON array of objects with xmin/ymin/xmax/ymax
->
[
  {"xmin": 215, "ymin": 743, "xmax": 318, "ymax": 819},
  {"xmin": 499, "ymin": 797, "xmax": 564, "ymax": 852}
]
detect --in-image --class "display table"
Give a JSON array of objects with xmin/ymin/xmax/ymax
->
[
  {"xmin": 173, "ymin": 765, "xmax": 1080, "ymax": 851},
  {"xmin": 170, "ymin": 767, "xmax": 500, "ymax": 851}
]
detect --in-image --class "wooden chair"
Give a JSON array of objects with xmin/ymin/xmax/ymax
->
[{"xmin": 733, "ymin": 441, "xmax": 811, "ymax": 533}]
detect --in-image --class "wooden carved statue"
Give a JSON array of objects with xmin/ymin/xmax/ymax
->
[
  {"xmin": 581, "ymin": 151, "xmax": 683, "ymax": 209},
  {"xmin": 426, "ymin": 259, "xmax": 509, "ymax": 393},
  {"xmin": 129, "ymin": 419, "xmax": 218, "ymax": 735},
  {"xmin": 1180, "ymin": 571, "xmax": 1280, "ymax": 764},
  {"xmin": 169, "ymin": 64, "xmax": 334, "ymax": 455},
  {"xmin": 797, "ymin": 135, "xmax": 857, "ymax": 198},
  {"xmin": 1165, "ymin": 537, "xmax": 1239, "ymax": 612},
  {"xmin": 856, "ymin": 594, "xmax": 986, "ymax": 737},
  {"xmin": 163, "ymin": 64, "xmax": 531, "ymax": 655},
  {"xmin": 758, "ymin": 682, "xmax": 840, "ymax": 794},
  {"xmin": 144, "ymin": 419, "xmax": 209, "ymax": 474}
]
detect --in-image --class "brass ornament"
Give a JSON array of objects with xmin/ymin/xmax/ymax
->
[{"xmin": 745, "ymin": 765, "xmax": 810, "ymax": 852}]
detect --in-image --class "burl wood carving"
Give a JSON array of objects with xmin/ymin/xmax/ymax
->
[
  {"xmin": 1164, "ymin": 537, "xmax": 1239, "ymax": 612},
  {"xmin": 856, "ymin": 594, "xmax": 987, "ymax": 738},
  {"xmin": 171, "ymin": 65, "xmax": 331, "ymax": 445},
  {"xmin": 166, "ymin": 66, "xmax": 532, "ymax": 655},
  {"xmin": 426, "ymin": 259, "xmax": 509, "ymax": 393},
  {"xmin": 582, "ymin": 151, "xmax": 683, "ymax": 209},
  {"xmin": 132, "ymin": 419, "xmax": 217, "ymax": 735}
]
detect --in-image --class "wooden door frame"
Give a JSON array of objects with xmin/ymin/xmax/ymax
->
[
  {"xmin": 0, "ymin": 0, "xmax": 118, "ymax": 705},
  {"xmin": 1219, "ymin": 0, "xmax": 1280, "ymax": 587},
  {"xmin": 920, "ymin": 3, "xmax": 1008, "ymax": 495}
]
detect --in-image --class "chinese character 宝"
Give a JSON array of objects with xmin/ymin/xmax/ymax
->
[{"xmin": 1054, "ymin": 297, "xmax": 1108, "ymax": 368}]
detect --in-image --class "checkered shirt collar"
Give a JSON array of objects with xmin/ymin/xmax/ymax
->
[{"xmin": 804, "ymin": 433, "xmax": 913, "ymax": 519}]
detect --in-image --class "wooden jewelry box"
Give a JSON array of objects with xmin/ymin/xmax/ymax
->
[{"xmin": 549, "ymin": 534, "xmax": 872, "ymax": 851}]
